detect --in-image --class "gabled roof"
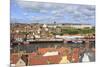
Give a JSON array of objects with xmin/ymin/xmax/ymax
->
[
  {"xmin": 72, "ymin": 48, "xmax": 80, "ymax": 63},
  {"xmin": 10, "ymin": 54, "xmax": 21, "ymax": 64},
  {"xmin": 28, "ymin": 55, "xmax": 62, "ymax": 65},
  {"xmin": 38, "ymin": 48, "xmax": 56, "ymax": 55},
  {"xmin": 11, "ymin": 54, "xmax": 29, "ymax": 65},
  {"xmin": 38, "ymin": 47, "xmax": 70, "ymax": 56},
  {"xmin": 16, "ymin": 58, "xmax": 26, "ymax": 66}
]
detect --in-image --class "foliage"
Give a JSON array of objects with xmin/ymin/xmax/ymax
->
[{"xmin": 61, "ymin": 27, "xmax": 95, "ymax": 35}]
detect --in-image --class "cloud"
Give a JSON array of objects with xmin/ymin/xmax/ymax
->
[{"xmin": 12, "ymin": 0, "xmax": 95, "ymax": 24}]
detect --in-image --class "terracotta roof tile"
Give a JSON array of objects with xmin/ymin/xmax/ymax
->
[
  {"xmin": 10, "ymin": 54, "xmax": 21, "ymax": 64},
  {"xmin": 28, "ymin": 55, "xmax": 62, "ymax": 65}
]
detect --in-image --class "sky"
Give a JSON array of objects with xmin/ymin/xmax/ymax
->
[{"xmin": 10, "ymin": 0, "xmax": 95, "ymax": 25}]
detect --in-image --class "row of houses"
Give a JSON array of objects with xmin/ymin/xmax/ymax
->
[
  {"xmin": 11, "ymin": 47, "xmax": 80, "ymax": 66},
  {"xmin": 10, "ymin": 23, "xmax": 94, "ymax": 41},
  {"xmin": 10, "ymin": 23, "xmax": 54, "ymax": 42},
  {"xmin": 11, "ymin": 44, "xmax": 95, "ymax": 66}
]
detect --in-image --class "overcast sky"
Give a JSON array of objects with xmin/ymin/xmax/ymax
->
[{"xmin": 11, "ymin": 0, "xmax": 95, "ymax": 25}]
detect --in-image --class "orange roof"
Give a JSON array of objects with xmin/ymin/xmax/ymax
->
[
  {"xmin": 72, "ymin": 53, "xmax": 79, "ymax": 63},
  {"xmin": 72, "ymin": 48, "xmax": 80, "ymax": 63},
  {"xmin": 28, "ymin": 55, "xmax": 62, "ymax": 65},
  {"xmin": 10, "ymin": 54, "xmax": 21, "ymax": 64},
  {"xmin": 73, "ymin": 48, "xmax": 80, "ymax": 53},
  {"xmin": 57, "ymin": 47, "xmax": 70, "ymax": 55},
  {"xmin": 38, "ymin": 47, "xmax": 70, "ymax": 55},
  {"xmin": 38, "ymin": 48, "xmax": 56, "ymax": 55}
]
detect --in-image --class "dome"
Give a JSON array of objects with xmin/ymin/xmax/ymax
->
[{"xmin": 43, "ymin": 24, "xmax": 47, "ymax": 28}]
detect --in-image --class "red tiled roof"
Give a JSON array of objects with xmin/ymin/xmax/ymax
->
[
  {"xmin": 31, "ymin": 52, "xmax": 37, "ymax": 56},
  {"xmin": 57, "ymin": 47, "xmax": 70, "ymax": 55},
  {"xmin": 28, "ymin": 55, "xmax": 47, "ymax": 65},
  {"xmin": 43, "ymin": 55, "xmax": 62, "ymax": 64},
  {"xmin": 67, "ymin": 53, "xmax": 72, "ymax": 61},
  {"xmin": 72, "ymin": 53, "xmax": 79, "ymax": 63},
  {"xmin": 28, "ymin": 55, "xmax": 62, "ymax": 65},
  {"xmin": 38, "ymin": 48, "xmax": 56, "ymax": 55},
  {"xmin": 73, "ymin": 48, "xmax": 80, "ymax": 53},
  {"xmin": 38, "ymin": 47, "xmax": 70, "ymax": 55},
  {"xmin": 72, "ymin": 48, "xmax": 80, "ymax": 63},
  {"xmin": 10, "ymin": 54, "xmax": 21, "ymax": 64}
]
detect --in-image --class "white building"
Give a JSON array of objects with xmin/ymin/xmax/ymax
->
[{"xmin": 62, "ymin": 23, "xmax": 93, "ymax": 29}]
